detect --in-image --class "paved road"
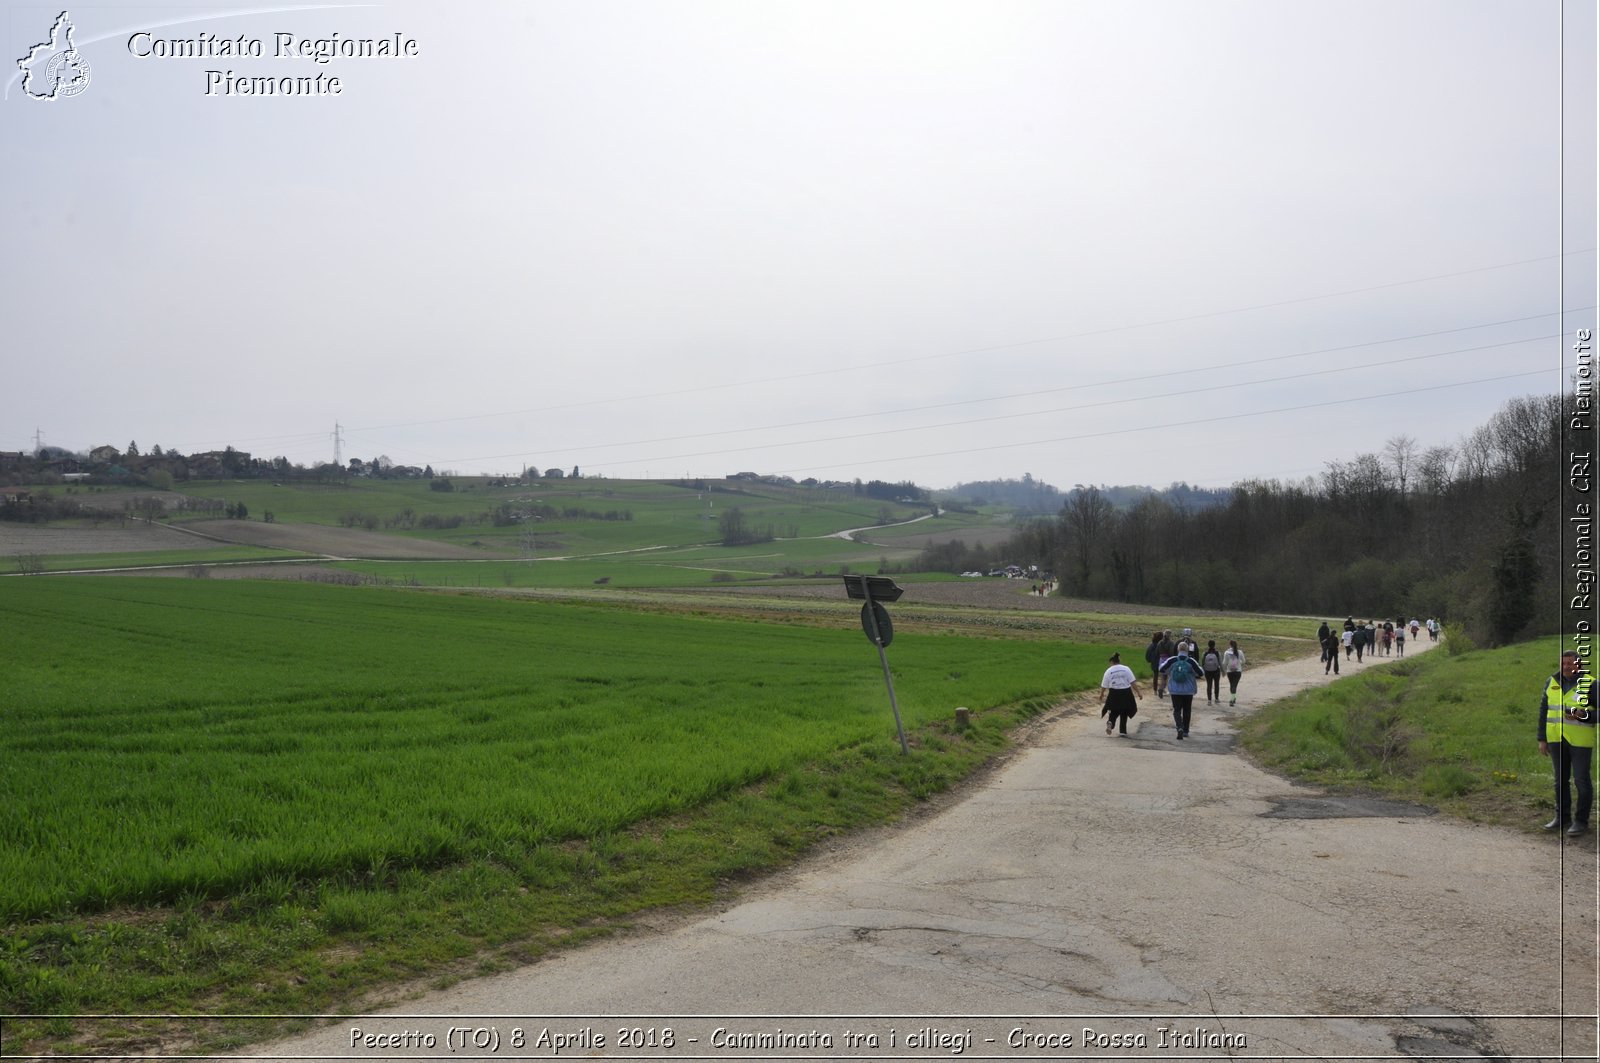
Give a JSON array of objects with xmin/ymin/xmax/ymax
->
[{"xmin": 258, "ymin": 637, "xmax": 1598, "ymax": 1062}]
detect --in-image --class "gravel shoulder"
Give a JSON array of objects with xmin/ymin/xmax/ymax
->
[{"xmin": 256, "ymin": 636, "xmax": 1598, "ymax": 1062}]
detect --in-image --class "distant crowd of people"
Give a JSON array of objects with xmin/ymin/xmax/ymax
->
[{"xmin": 1315, "ymin": 616, "xmax": 1439, "ymax": 673}]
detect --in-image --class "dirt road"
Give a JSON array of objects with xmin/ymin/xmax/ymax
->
[{"xmin": 257, "ymin": 638, "xmax": 1598, "ymax": 1062}]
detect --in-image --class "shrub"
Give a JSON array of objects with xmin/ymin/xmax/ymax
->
[
  {"xmin": 1420, "ymin": 764, "xmax": 1478, "ymax": 798},
  {"xmin": 1443, "ymin": 624, "xmax": 1476, "ymax": 656}
]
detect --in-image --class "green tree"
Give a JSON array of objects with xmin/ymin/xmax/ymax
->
[
  {"xmin": 1486, "ymin": 503, "xmax": 1539, "ymax": 646},
  {"xmin": 719, "ymin": 506, "xmax": 749, "ymax": 546}
]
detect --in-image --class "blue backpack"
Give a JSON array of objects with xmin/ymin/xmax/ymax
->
[{"xmin": 1169, "ymin": 655, "xmax": 1195, "ymax": 685}]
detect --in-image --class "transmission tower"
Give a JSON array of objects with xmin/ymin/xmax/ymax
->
[{"xmin": 333, "ymin": 422, "xmax": 344, "ymax": 468}]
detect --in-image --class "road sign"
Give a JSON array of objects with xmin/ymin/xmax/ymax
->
[
  {"xmin": 861, "ymin": 600, "xmax": 893, "ymax": 647},
  {"xmin": 841, "ymin": 574, "xmax": 903, "ymax": 602},
  {"xmin": 841, "ymin": 575, "xmax": 908, "ymax": 753}
]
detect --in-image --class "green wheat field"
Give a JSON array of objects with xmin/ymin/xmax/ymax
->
[{"xmin": 2, "ymin": 577, "xmax": 1098, "ymax": 922}]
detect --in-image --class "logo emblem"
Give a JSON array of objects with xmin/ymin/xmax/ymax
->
[{"xmin": 17, "ymin": 11, "xmax": 91, "ymax": 101}]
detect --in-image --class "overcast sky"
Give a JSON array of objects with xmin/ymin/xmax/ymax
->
[{"xmin": 5, "ymin": 0, "xmax": 1595, "ymax": 490}]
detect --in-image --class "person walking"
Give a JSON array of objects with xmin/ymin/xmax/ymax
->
[
  {"xmin": 1154, "ymin": 629, "xmax": 1177, "ymax": 699},
  {"xmin": 1160, "ymin": 647, "xmax": 1201, "ymax": 740},
  {"xmin": 1342, "ymin": 626, "xmax": 1354, "ymax": 662},
  {"xmin": 1539, "ymin": 650, "xmax": 1595, "ymax": 835},
  {"xmin": 1322, "ymin": 626, "xmax": 1342, "ymax": 675},
  {"xmin": 1394, "ymin": 622, "xmax": 1405, "ymax": 657},
  {"xmin": 1222, "ymin": 639, "xmax": 1245, "ymax": 706},
  {"xmin": 1144, "ymin": 631, "xmax": 1164, "ymax": 699},
  {"xmin": 1201, "ymin": 640, "xmax": 1223, "ymax": 704},
  {"xmin": 1099, "ymin": 652, "xmax": 1143, "ymax": 737}
]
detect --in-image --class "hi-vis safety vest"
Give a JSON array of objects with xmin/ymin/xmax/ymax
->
[{"xmin": 1545, "ymin": 674, "xmax": 1597, "ymax": 747}]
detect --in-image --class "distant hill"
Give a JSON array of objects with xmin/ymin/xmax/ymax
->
[{"xmin": 943, "ymin": 476, "xmax": 1227, "ymax": 513}]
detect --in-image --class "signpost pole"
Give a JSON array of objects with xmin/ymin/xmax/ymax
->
[{"xmin": 858, "ymin": 578, "xmax": 910, "ymax": 755}]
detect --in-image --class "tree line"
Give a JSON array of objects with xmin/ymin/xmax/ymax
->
[{"xmin": 919, "ymin": 394, "xmax": 1570, "ymax": 647}]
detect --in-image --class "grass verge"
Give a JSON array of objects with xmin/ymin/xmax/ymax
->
[
  {"xmin": 1237, "ymin": 635, "xmax": 1571, "ymax": 825},
  {"xmin": 3, "ymin": 695, "xmax": 1054, "ymax": 1058}
]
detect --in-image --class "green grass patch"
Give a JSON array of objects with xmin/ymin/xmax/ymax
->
[
  {"xmin": 1238, "ymin": 636, "xmax": 1569, "ymax": 823},
  {"xmin": 2, "ymin": 576, "xmax": 1092, "ymax": 1055}
]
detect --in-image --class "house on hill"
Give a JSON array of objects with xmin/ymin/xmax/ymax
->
[
  {"xmin": 89, "ymin": 445, "xmax": 120, "ymax": 463},
  {"xmin": 189, "ymin": 450, "xmax": 252, "ymax": 478}
]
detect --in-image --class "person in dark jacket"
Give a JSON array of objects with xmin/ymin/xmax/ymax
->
[
  {"xmin": 1144, "ymin": 632, "xmax": 1164, "ymax": 698},
  {"xmin": 1200, "ymin": 640, "xmax": 1223, "ymax": 704}
]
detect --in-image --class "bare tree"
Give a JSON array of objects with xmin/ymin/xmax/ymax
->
[
  {"xmin": 1416, "ymin": 445, "xmax": 1456, "ymax": 496},
  {"xmin": 1062, "ymin": 487, "xmax": 1114, "ymax": 594},
  {"xmin": 1383, "ymin": 434, "xmax": 1418, "ymax": 498}
]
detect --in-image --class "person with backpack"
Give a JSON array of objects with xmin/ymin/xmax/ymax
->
[
  {"xmin": 1160, "ymin": 648, "xmax": 1200, "ymax": 739},
  {"xmin": 1222, "ymin": 640, "xmax": 1245, "ymax": 706},
  {"xmin": 1201, "ymin": 640, "xmax": 1224, "ymax": 704}
]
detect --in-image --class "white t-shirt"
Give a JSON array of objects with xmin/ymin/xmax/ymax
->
[{"xmin": 1101, "ymin": 663, "xmax": 1137, "ymax": 690}]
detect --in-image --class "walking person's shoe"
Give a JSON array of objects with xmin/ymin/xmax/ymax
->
[
  {"xmin": 1106, "ymin": 721, "xmax": 1114, "ymax": 734},
  {"xmin": 1544, "ymin": 816, "xmax": 1569, "ymax": 831},
  {"xmin": 1567, "ymin": 821, "xmax": 1589, "ymax": 836},
  {"xmin": 1229, "ymin": 696, "xmax": 1236, "ymax": 706}
]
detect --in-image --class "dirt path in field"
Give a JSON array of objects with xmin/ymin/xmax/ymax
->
[{"xmin": 258, "ymin": 636, "xmax": 1597, "ymax": 1063}]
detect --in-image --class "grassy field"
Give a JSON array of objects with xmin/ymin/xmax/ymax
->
[
  {"xmin": 172, "ymin": 477, "xmax": 938, "ymax": 558},
  {"xmin": 1238, "ymin": 633, "xmax": 1570, "ymax": 823},
  {"xmin": 4, "ymin": 485, "xmax": 1549, "ymax": 1057},
  {"xmin": 2, "ymin": 575, "xmax": 1102, "ymax": 1055}
]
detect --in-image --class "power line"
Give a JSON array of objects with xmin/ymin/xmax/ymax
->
[
  {"xmin": 445, "ymin": 310, "xmax": 1587, "ymax": 462},
  {"xmin": 344, "ymin": 251, "xmax": 1591, "ymax": 436},
  {"xmin": 765, "ymin": 368, "xmax": 1554, "ymax": 478},
  {"xmin": 429, "ymin": 328, "xmax": 1556, "ymax": 470}
]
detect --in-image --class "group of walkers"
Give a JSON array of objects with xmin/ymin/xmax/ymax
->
[
  {"xmin": 1098, "ymin": 628, "xmax": 1246, "ymax": 740},
  {"xmin": 1316, "ymin": 616, "xmax": 1440, "ymax": 673},
  {"xmin": 1100, "ymin": 619, "xmax": 1596, "ymax": 845}
]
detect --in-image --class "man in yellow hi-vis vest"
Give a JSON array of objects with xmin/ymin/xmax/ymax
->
[{"xmin": 1539, "ymin": 650, "xmax": 1595, "ymax": 836}]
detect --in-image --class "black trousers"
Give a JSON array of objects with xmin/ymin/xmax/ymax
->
[
  {"xmin": 1551, "ymin": 740, "xmax": 1595, "ymax": 825},
  {"xmin": 1171, "ymin": 694, "xmax": 1194, "ymax": 736},
  {"xmin": 1204, "ymin": 670, "xmax": 1221, "ymax": 700}
]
